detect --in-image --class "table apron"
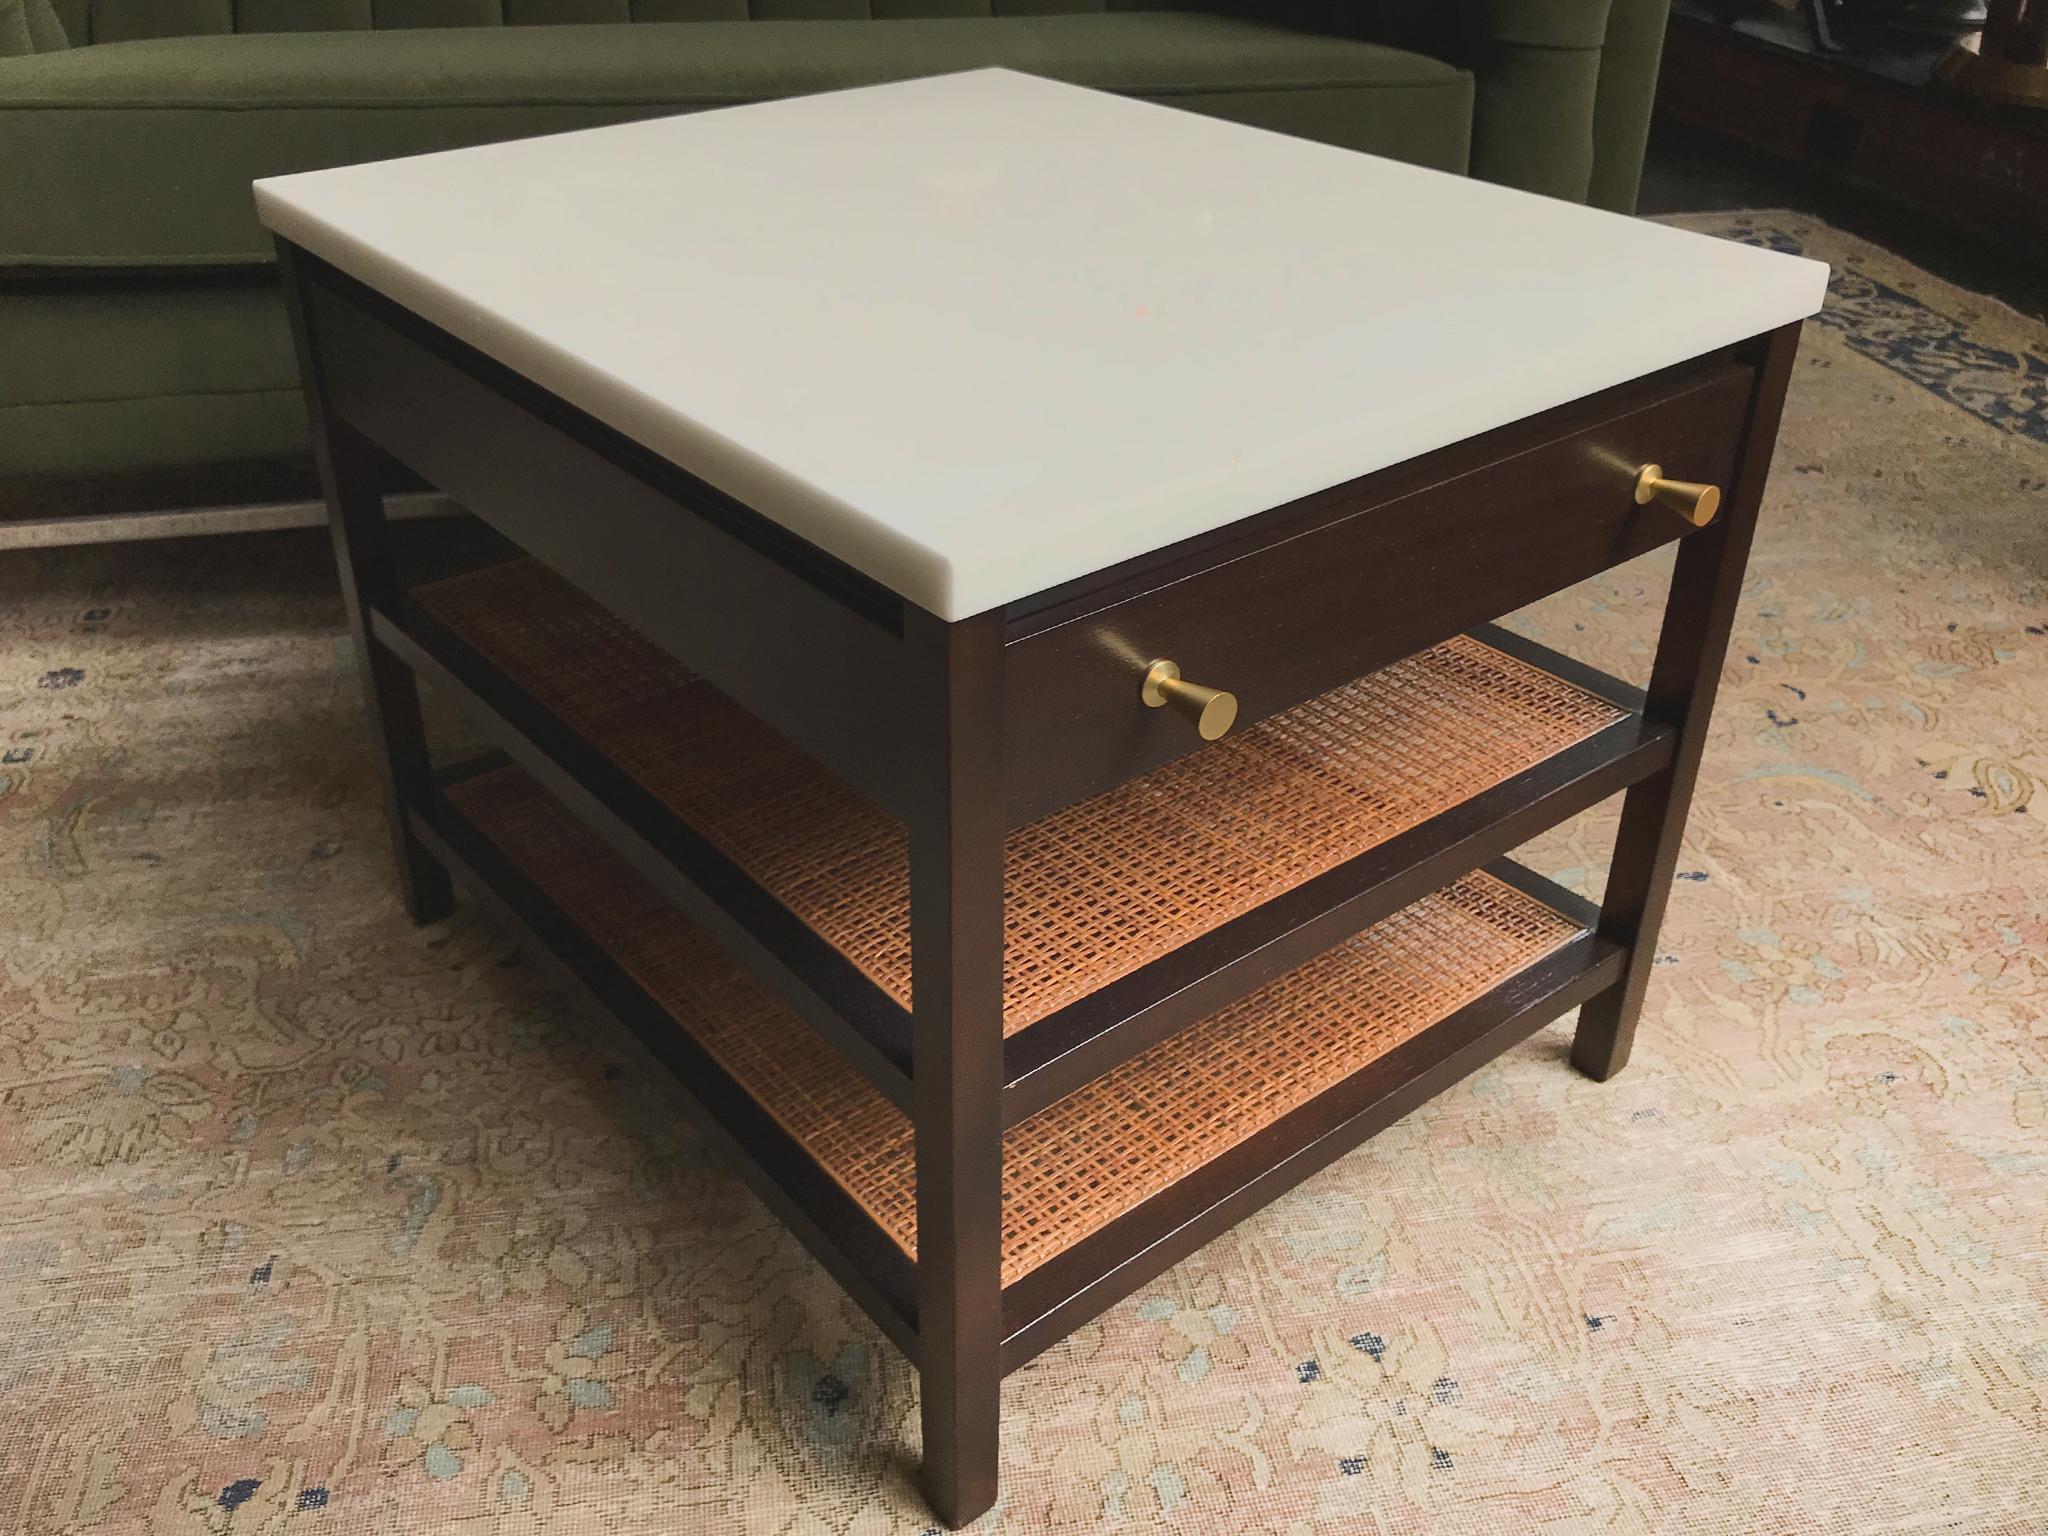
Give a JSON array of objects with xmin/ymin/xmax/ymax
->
[{"xmin": 299, "ymin": 264, "xmax": 926, "ymax": 820}]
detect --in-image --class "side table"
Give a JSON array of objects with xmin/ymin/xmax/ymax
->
[{"xmin": 258, "ymin": 70, "xmax": 1827, "ymax": 1526}]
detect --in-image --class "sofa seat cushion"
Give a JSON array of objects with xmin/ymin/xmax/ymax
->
[{"xmin": 0, "ymin": 12, "xmax": 1471, "ymax": 271}]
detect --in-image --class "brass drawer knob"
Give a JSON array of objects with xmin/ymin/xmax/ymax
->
[
  {"xmin": 1635, "ymin": 463, "xmax": 1722, "ymax": 527},
  {"xmin": 1142, "ymin": 659, "xmax": 1238, "ymax": 741}
]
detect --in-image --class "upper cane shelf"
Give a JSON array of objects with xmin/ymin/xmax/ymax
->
[{"xmin": 412, "ymin": 557, "xmax": 1625, "ymax": 1036}]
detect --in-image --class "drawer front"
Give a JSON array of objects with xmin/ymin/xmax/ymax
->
[{"xmin": 1001, "ymin": 360, "xmax": 1757, "ymax": 825}]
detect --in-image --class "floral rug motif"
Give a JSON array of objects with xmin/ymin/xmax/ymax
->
[
  {"xmin": 1708, "ymin": 212, "xmax": 2048, "ymax": 446},
  {"xmin": 1, "ymin": 213, "xmax": 2044, "ymax": 1535}
]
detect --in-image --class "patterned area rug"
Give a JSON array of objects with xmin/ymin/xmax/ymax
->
[{"xmin": 2, "ymin": 212, "xmax": 2044, "ymax": 1535}]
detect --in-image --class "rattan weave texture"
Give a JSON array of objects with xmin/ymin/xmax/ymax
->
[
  {"xmin": 449, "ymin": 766, "xmax": 1582, "ymax": 1284},
  {"xmin": 416, "ymin": 559, "xmax": 1620, "ymax": 1035}
]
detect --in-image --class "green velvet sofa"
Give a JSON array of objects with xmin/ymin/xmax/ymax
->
[{"xmin": 1, "ymin": 0, "xmax": 1672, "ymax": 488}]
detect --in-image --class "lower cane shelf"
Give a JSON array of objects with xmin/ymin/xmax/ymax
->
[{"xmin": 434, "ymin": 761, "xmax": 1596, "ymax": 1301}]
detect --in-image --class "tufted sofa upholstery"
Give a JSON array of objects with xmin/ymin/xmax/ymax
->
[{"xmin": 1, "ymin": 0, "xmax": 1673, "ymax": 482}]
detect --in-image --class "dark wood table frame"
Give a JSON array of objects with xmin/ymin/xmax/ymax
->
[{"xmin": 281, "ymin": 237, "xmax": 1800, "ymax": 1528}]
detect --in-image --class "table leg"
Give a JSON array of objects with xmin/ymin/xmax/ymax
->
[
  {"xmin": 908, "ymin": 610, "xmax": 1007, "ymax": 1528},
  {"xmin": 1572, "ymin": 322, "xmax": 1803, "ymax": 1080},
  {"xmin": 279, "ymin": 244, "xmax": 454, "ymax": 926}
]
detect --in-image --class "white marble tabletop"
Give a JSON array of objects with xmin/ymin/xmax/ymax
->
[{"xmin": 256, "ymin": 69, "xmax": 1827, "ymax": 621}]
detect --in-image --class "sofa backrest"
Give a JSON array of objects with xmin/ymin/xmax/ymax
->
[{"xmin": 43, "ymin": 0, "xmax": 1201, "ymax": 46}]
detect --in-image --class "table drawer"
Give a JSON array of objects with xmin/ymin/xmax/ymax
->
[{"xmin": 1001, "ymin": 358, "xmax": 1757, "ymax": 824}]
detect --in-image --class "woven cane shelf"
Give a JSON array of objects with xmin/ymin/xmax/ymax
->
[
  {"xmin": 447, "ymin": 763, "xmax": 1581, "ymax": 1285},
  {"xmin": 414, "ymin": 558, "xmax": 1622, "ymax": 1036}
]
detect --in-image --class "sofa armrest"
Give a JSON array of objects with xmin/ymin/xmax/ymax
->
[
  {"xmin": 2, "ymin": 0, "xmax": 70, "ymax": 56},
  {"xmin": 1455, "ymin": 0, "xmax": 1671, "ymax": 212},
  {"xmin": 1587, "ymin": 0, "xmax": 1672, "ymax": 212}
]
